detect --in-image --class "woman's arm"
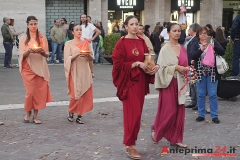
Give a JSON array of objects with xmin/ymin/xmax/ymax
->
[
  {"xmin": 37, "ymin": 36, "xmax": 50, "ymax": 58},
  {"xmin": 71, "ymin": 54, "xmax": 81, "ymax": 62},
  {"xmin": 10, "ymin": 27, "xmax": 24, "ymax": 36},
  {"xmin": 190, "ymin": 41, "xmax": 203, "ymax": 60},
  {"xmin": 213, "ymin": 40, "xmax": 225, "ymax": 56}
]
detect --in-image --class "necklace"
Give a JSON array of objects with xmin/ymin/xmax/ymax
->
[
  {"xmin": 130, "ymin": 39, "xmax": 139, "ymax": 56},
  {"xmin": 169, "ymin": 43, "xmax": 180, "ymax": 47}
]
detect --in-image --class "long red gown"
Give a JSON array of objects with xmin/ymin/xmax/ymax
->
[
  {"xmin": 112, "ymin": 36, "xmax": 154, "ymax": 146},
  {"xmin": 153, "ymin": 46, "xmax": 188, "ymax": 144}
]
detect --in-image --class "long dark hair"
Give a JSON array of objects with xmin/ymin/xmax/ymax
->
[
  {"xmin": 68, "ymin": 21, "xmax": 75, "ymax": 31},
  {"xmin": 25, "ymin": 16, "xmax": 40, "ymax": 46},
  {"xmin": 80, "ymin": 14, "xmax": 88, "ymax": 28}
]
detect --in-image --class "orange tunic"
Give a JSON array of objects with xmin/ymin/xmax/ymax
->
[
  {"xmin": 19, "ymin": 34, "xmax": 53, "ymax": 111},
  {"xmin": 64, "ymin": 40, "xmax": 93, "ymax": 115}
]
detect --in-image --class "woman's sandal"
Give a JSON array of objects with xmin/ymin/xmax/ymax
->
[
  {"xmin": 76, "ymin": 115, "xmax": 84, "ymax": 124},
  {"xmin": 23, "ymin": 111, "xmax": 32, "ymax": 123},
  {"xmin": 67, "ymin": 113, "xmax": 74, "ymax": 122},
  {"xmin": 33, "ymin": 119, "xmax": 42, "ymax": 124},
  {"xmin": 171, "ymin": 143, "xmax": 188, "ymax": 148},
  {"xmin": 151, "ymin": 125, "xmax": 158, "ymax": 144}
]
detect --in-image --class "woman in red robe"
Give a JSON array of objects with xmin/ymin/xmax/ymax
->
[{"xmin": 112, "ymin": 15, "xmax": 159, "ymax": 159}]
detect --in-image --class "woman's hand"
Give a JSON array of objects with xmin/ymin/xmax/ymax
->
[
  {"xmin": 28, "ymin": 48, "xmax": 38, "ymax": 53},
  {"xmin": 149, "ymin": 65, "xmax": 160, "ymax": 75},
  {"xmin": 176, "ymin": 65, "xmax": 187, "ymax": 75},
  {"xmin": 201, "ymin": 43, "xmax": 208, "ymax": 51},
  {"xmin": 37, "ymin": 48, "xmax": 45, "ymax": 55},
  {"xmin": 208, "ymin": 43, "xmax": 214, "ymax": 48},
  {"xmin": 135, "ymin": 62, "xmax": 149, "ymax": 71}
]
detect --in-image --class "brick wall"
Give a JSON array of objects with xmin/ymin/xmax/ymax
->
[{"xmin": 45, "ymin": 0, "xmax": 85, "ymax": 39}]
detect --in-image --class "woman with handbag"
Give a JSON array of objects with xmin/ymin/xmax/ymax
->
[
  {"xmin": 152, "ymin": 23, "xmax": 188, "ymax": 148},
  {"xmin": 112, "ymin": 15, "xmax": 159, "ymax": 159},
  {"xmin": 64, "ymin": 24, "xmax": 94, "ymax": 124},
  {"xmin": 190, "ymin": 26, "xmax": 225, "ymax": 124}
]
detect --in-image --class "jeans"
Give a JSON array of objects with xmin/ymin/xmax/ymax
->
[
  {"xmin": 92, "ymin": 42, "xmax": 100, "ymax": 63},
  {"xmin": 196, "ymin": 76, "xmax": 218, "ymax": 119},
  {"xmin": 99, "ymin": 48, "xmax": 104, "ymax": 63},
  {"xmin": 51, "ymin": 42, "xmax": 63, "ymax": 62},
  {"xmin": 189, "ymin": 83, "xmax": 197, "ymax": 105},
  {"xmin": 3, "ymin": 42, "xmax": 13, "ymax": 67},
  {"xmin": 232, "ymin": 40, "xmax": 240, "ymax": 76}
]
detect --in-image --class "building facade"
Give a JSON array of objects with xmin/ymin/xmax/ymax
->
[{"xmin": 0, "ymin": 0, "xmax": 237, "ymax": 54}]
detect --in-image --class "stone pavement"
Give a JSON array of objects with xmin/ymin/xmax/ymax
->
[{"xmin": 0, "ymin": 62, "xmax": 240, "ymax": 160}]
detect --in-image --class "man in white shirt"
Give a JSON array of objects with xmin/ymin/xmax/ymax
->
[
  {"xmin": 159, "ymin": 22, "xmax": 170, "ymax": 42},
  {"xmin": 80, "ymin": 14, "xmax": 101, "ymax": 77}
]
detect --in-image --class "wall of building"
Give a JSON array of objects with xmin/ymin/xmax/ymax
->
[
  {"xmin": 0, "ymin": 0, "xmax": 45, "ymax": 54},
  {"xmin": 223, "ymin": 0, "xmax": 240, "ymax": 19},
  {"xmin": 88, "ymin": 0, "xmax": 171, "ymax": 34},
  {"xmin": 46, "ymin": 0, "xmax": 85, "ymax": 39}
]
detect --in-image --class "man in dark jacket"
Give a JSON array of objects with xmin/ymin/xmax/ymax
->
[
  {"xmin": 1, "ymin": 17, "xmax": 14, "ymax": 69},
  {"xmin": 153, "ymin": 27, "xmax": 162, "ymax": 62},
  {"xmin": 178, "ymin": 24, "xmax": 186, "ymax": 45},
  {"xmin": 229, "ymin": 13, "xmax": 240, "ymax": 79},
  {"xmin": 184, "ymin": 23, "xmax": 199, "ymax": 110}
]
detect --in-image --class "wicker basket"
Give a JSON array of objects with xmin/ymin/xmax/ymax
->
[{"xmin": 217, "ymin": 79, "xmax": 240, "ymax": 98}]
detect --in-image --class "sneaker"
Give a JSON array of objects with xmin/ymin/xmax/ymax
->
[
  {"xmin": 185, "ymin": 103, "xmax": 196, "ymax": 108},
  {"xmin": 212, "ymin": 118, "xmax": 220, "ymax": 124},
  {"xmin": 55, "ymin": 60, "xmax": 59, "ymax": 64},
  {"xmin": 15, "ymin": 64, "xmax": 19, "ymax": 68},
  {"xmin": 226, "ymin": 76, "xmax": 240, "ymax": 80},
  {"xmin": 196, "ymin": 116, "xmax": 205, "ymax": 122},
  {"xmin": 46, "ymin": 57, "xmax": 50, "ymax": 62},
  {"xmin": 192, "ymin": 106, "xmax": 198, "ymax": 110}
]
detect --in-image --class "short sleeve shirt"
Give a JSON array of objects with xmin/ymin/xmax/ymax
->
[
  {"xmin": 81, "ymin": 23, "xmax": 96, "ymax": 39},
  {"xmin": 160, "ymin": 28, "xmax": 169, "ymax": 41}
]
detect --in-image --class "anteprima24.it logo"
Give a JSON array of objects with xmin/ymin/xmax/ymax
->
[{"xmin": 161, "ymin": 146, "xmax": 236, "ymax": 157}]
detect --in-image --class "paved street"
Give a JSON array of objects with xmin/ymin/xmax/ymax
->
[{"xmin": 0, "ymin": 59, "xmax": 240, "ymax": 160}]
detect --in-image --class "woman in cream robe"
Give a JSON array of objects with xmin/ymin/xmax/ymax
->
[
  {"xmin": 19, "ymin": 16, "xmax": 52, "ymax": 124},
  {"xmin": 152, "ymin": 23, "xmax": 188, "ymax": 148},
  {"xmin": 64, "ymin": 24, "xmax": 93, "ymax": 124}
]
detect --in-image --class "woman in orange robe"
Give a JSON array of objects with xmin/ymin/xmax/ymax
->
[
  {"xmin": 64, "ymin": 24, "xmax": 93, "ymax": 124},
  {"xmin": 19, "ymin": 16, "xmax": 52, "ymax": 124}
]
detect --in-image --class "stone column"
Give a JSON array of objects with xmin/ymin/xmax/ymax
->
[
  {"xmin": 87, "ymin": 0, "xmax": 102, "ymax": 24},
  {"xmin": 200, "ymin": 0, "xmax": 223, "ymax": 28},
  {"xmin": 144, "ymin": 0, "xmax": 171, "ymax": 31},
  {"xmin": 101, "ymin": 0, "xmax": 108, "ymax": 36}
]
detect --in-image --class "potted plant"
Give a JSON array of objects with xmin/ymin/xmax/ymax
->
[
  {"xmin": 217, "ymin": 42, "xmax": 240, "ymax": 101},
  {"xmin": 102, "ymin": 33, "xmax": 121, "ymax": 64}
]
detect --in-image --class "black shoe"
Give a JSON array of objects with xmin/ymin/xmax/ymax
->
[
  {"xmin": 4, "ymin": 66, "xmax": 13, "ymax": 69},
  {"xmin": 192, "ymin": 106, "xmax": 198, "ymax": 110},
  {"xmin": 212, "ymin": 118, "xmax": 220, "ymax": 124},
  {"xmin": 185, "ymin": 103, "xmax": 196, "ymax": 108},
  {"xmin": 196, "ymin": 116, "xmax": 205, "ymax": 122}
]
